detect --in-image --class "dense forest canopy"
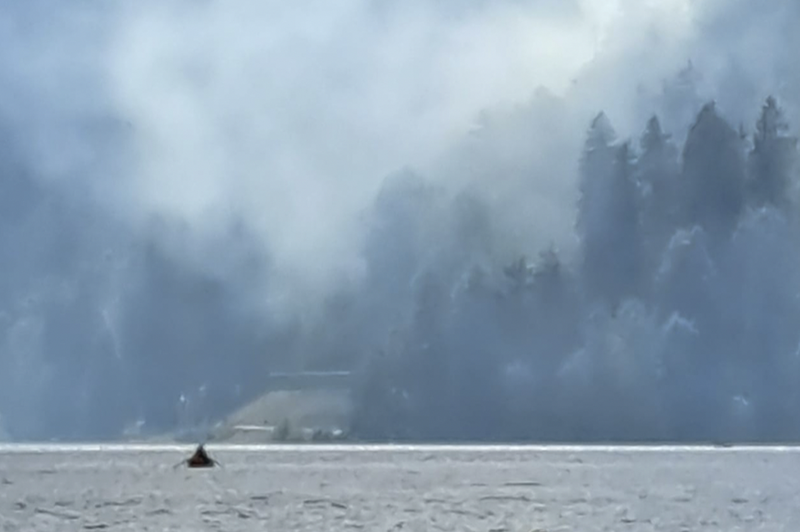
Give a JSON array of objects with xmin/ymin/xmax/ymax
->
[
  {"xmin": 352, "ymin": 97, "xmax": 800, "ymax": 442},
  {"xmin": 1, "ymin": 1, "xmax": 800, "ymax": 441}
]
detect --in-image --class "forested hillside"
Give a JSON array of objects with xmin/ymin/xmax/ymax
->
[
  {"xmin": 351, "ymin": 97, "xmax": 800, "ymax": 442},
  {"xmin": 2, "ymin": 1, "xmax": 800, "ymax": 443}
]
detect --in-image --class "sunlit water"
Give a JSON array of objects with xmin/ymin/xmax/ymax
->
[{"xmin": 1, "ymin": 444, "xmax": 799, "ymax": 531}]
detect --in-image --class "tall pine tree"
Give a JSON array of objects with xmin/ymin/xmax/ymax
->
[
  {"xmin": 636, "ymin": 116, "xmax": 680, "ymax": 287},
  {"xmin": 577, "ymin": 113, "xmax": 642, "ymax": 306},
  {"xmin": 747, "ymin": 96, "xmax": 798, "ymax": 211},
  {"xmin": 680, "ymin": 102, "xmax": 747, "ymax": 242}
]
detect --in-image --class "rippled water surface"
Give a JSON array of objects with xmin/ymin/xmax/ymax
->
[{"xmin": 1, "ymin": 444, "xmax": 798, "ymax": 531}]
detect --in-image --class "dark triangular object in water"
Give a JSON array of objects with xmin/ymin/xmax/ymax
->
[{"xmin": 186, "ymin": 444, "xmax": 215, "ymax": 468}]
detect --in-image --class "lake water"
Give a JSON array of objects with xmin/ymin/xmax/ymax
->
[{"xmin": 1, "ymin": 444, "xmax": 798, "ymax": 531}]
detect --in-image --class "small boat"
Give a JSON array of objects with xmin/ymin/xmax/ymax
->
[{"xmin": 186, "ymin": 444, "xmax": 216, "ymax": 468}]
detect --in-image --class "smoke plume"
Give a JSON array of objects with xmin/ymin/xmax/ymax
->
[{"xmin": 0, "ymin": 0, "xmax": 798, "ymax": 441}]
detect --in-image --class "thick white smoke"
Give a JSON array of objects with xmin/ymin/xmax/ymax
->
[
  {"xmin": 1, "ymin": 0, "xmax": 798, "ymax": 440},
  {"xmin": 98, "ymin": 0, "xmax": 609, "ymax": 309},
  {"xmin": 7, "ymin": 0, "xmax": 796, "ymax": 309}
]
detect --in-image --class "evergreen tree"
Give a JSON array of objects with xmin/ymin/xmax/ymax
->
[
  {"xmin": 359, "ymin": 170, "xmax": 441, "ymax": 349},
  {"xmin": 577, "ymin": 113, "xmax": 643, "ymax": 305},
  {"xmin": 747, "ymin": 96, "xmax": 798, "ymax": 210},
  {"xmin": 577, "ymin": 113, "xmax": 617, "ymax": 241},
  {"xmin": 635, "ymin": 116, "xmax": 681, "ymax": 293},
  {"xmin": 528, "ymin": 246, "xmax": 582, "ymax": 374},
  {"xmin": 680, "ymin": 102, "xmax": 747, "ymax": 241},
  {"xmin": 577, "ymin": 113, "xmax": 616, "ymax": 302}
]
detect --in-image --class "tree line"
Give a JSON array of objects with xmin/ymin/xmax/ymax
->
[{"xmin": 350, "ymin": 97, "xmax": 800, "ymax": 442}]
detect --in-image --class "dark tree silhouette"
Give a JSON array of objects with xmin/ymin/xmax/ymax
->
[
  {"xmin": 680, "ymin": 102, "xmax": 747, "ymax": 241},
  {"xmin": 577, "ymin": 114, "xmax": 643, "ymax": 306},
  {"xmin": 636, "ymin": 116, "xmax": 680, "ymax": 284},
  {"xmin": 747, "ymin": 96, "xmax": 798, "ymax": 211}
]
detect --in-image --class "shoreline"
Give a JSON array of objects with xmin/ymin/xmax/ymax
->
[{"xmin": 4, "ymin": 441, "xmax": 800, "ymax": 452}]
